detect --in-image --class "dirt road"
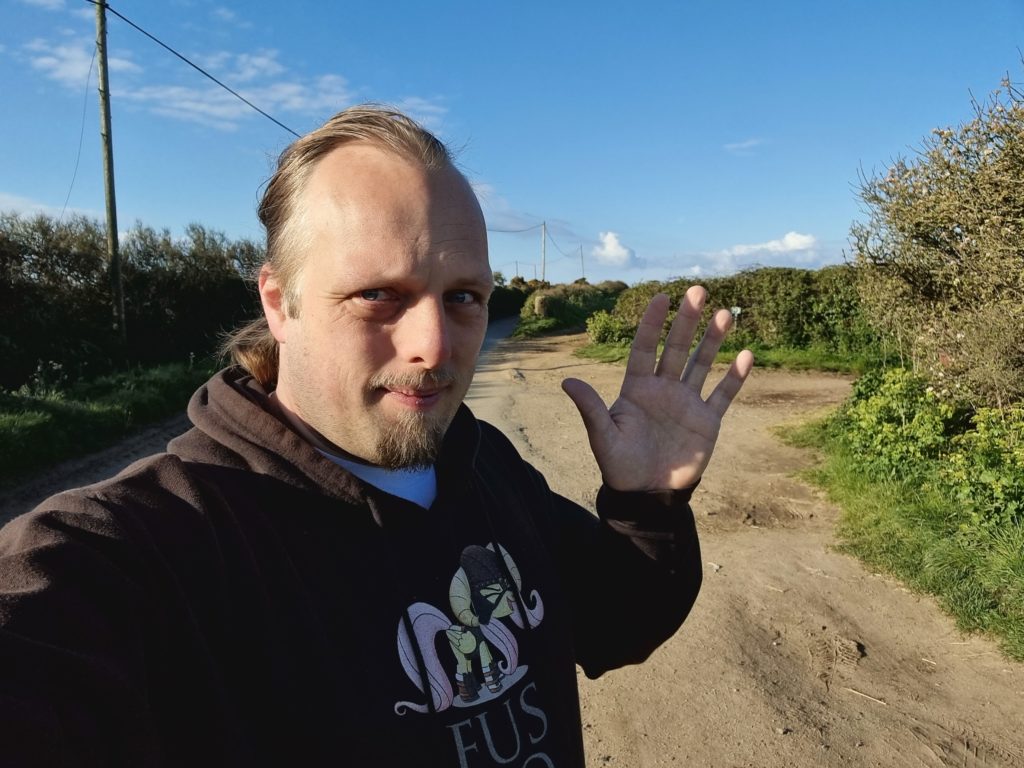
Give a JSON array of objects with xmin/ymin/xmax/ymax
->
[
  {"xmin": 3, "ymin": 331, "xmax": 1021, "ymax": 767},
  {"xmin": 468, "ymin": 333, "xmax": 1023, "ymax": 768}
]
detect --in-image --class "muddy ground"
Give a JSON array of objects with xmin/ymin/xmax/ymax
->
[{"xmin": 2, "ymin": 330, "xmax": 1021, "ymax": 767}]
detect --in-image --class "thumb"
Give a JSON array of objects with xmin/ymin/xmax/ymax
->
[{"xmin": 561, "ymin": 378, "xmax": 613, "ymax": 448}]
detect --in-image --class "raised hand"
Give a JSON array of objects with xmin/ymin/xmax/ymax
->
[{"xmin": 561, "ymin": 286, "xmax": 753, "ymax": 492}]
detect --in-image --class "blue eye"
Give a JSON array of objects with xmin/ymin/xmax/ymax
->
[
  {"xmin": 360, "ymin": 289, "xmax": 383, "ymax": 301},
  {"xmin": 446, "ymin": 291, "xmax": 477, "ymax": 305}
]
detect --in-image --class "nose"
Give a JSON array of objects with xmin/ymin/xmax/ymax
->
[{"xmin": 396, "ymin": 297, "xmax": 452, "ymax": 369}]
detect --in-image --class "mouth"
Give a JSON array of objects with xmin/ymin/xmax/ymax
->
[{"xmin": 381, "ymin": 385, "xmax": 447, "ymax": 410}]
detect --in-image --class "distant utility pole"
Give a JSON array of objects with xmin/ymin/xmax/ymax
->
[
  {"xmin": 95, "ymin": 0, "xmax": 126, "ymax": 347},
  {"xmin": 540, "ymin": 221, "xmax": 547, "ymax": 283},
  {"xmin": 579, "ymin": 244, "xmax": 585, "ymax": 280}
]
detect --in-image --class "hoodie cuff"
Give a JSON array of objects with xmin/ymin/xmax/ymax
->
[{"xmin": 595, "ymin": 480, "xmax": 700, "ymax": 529}]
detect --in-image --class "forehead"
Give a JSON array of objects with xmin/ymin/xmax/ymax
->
[{"xmin": 299, "ymin": 143, "xmax": 489, "ymax": 280}]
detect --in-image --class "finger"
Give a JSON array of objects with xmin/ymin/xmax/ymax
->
[
  {"xmin": 624, "ymin": 294, "xmax": 671, "ymax": 377},
  {"xmin": 655, "ymin": 285, "xmax": 706, "ymax": 379},
  {"xmin": 682, "ymin": 308, "xmax": 733, "ymax": 393},
  {"xmin": 561, "ymin": 378, "xmax": 614, "ymax": 453},
  {"xmin": 705, "ymin": 349, "xmax": 755, "ymax": 418}
]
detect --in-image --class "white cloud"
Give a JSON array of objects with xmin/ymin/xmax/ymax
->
[
  {"xmin": 723, "ymin": 231, "xmax": 817, "ymax": 258},
  {"xmin": 231, "ymin": 51, "xmax": 285, "ymax": 82},
  {"xmin": 723, "ymin": 137, "xmax": 765, "ymax": 155},
  {"xmin": 473, "ymin": 182, "xmax": 542, "ymax": 233},
  {"xmin": 23, "ymin": 35, "xmax": 361, "ymax": 130},
  {"xmin": 592, "ymin": 231, "xmax": 637, "ymax": 267},
  {"xmin": 20, "ymin": 0, "xmax": 64, "ymax": 9},
  {"xmin": 394, "ymin": 96, "xmax": 448, "ymax": 131},
  {"xmin": 26, "ymin": 38, "xmax": 139, "ymax": 88},
  {"xmin": 212, "ymin": 6, "xmax": 253, "ymax": 29},
  {"xmin": 709, "ymin": 231, "xmax": 819, "ymax": 273},
  {"xmin": 0, "ymin": 191, "xmax": 97, "ymax": 219}
]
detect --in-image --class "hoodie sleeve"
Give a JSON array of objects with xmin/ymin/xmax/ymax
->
[
  {"xmin": 529, "ymin": 466, "xmax": 704, "ymax": 679},
  {"xmin": 0, "ymin": 497, "xmax": 162, "ymax": 767}
]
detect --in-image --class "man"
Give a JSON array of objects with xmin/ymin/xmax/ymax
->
[{"xmin": 0, "ymin": 106, "xmax": 753, "ymax": 767}]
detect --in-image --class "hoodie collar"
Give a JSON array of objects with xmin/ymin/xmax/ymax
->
[{"xmin": 174, "ymin": 367, "xmax": 483, "ymax": 506}]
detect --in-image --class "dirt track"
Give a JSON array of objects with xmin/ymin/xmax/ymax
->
[
  {"xmin": 468, "ymin": 333, "xmax": 1024, "ymax": 768},
  {"xmin": 2, "ymin": 331, "xmax": 1021, "ymax": 767}
]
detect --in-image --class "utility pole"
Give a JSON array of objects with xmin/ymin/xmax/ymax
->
[
  {"xmin": 514, "ymin": 260, "xmax": 519, "ymax": 279},
  {"xmin": 96, "ymin": 0, "xmax": 126, "ymax": 347},
  {"xmin": 579, "ymin": 244, "xmax": 585, "ymax": 280},
  {"xmin": 540, "ymin": 221, "xmax": 546, "ymax": 283}
]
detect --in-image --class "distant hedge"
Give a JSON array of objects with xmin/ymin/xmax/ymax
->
[
  {"xmin": 606, "ymin": 265, "xmax": 879, "ymax": 355},
  {"xmin": 1, "ymin": 212, "xmax": 262, "ymax": 391},
  {"xmin": 0, "ymin": 211, "xmax": 542, "ymax": 391},
  {"xmin": 517, "ymin": 280, "xmax": 628, "ymax": 337}
]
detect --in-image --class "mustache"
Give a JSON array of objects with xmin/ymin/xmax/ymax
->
[{"xmin": 368, "ymin": 367, "xmax": 459, "ymax": 391}]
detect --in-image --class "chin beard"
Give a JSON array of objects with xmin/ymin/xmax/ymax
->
[
  {"xmin": 372, "ymin": 410, "xmax": 449, "ymax": 470},
  {"xmin": 365, "ymin": 367, "xmax": 461, "ymax": 469}
]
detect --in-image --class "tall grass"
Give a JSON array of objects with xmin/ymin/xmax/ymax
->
[
  {"xmin": 0, "ymin": 360, "xmax": 216, "ymax": 487},
  {"xmin": 783, "ymin": 418, "xmax": 1024, "ymax": 660}
]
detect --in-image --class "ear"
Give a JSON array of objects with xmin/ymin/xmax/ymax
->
[{"xmin": 259, "ymin": 264, "xmax": 291, "ymax": 343}]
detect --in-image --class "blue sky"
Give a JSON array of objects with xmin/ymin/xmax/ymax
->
[{"xmin": 4, "ymin": 0, "xmax": 1024, "ymax": 285}]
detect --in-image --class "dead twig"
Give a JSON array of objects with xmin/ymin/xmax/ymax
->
[{"xmin": 842, "ymin": 687, "xmax": 887, "ymax": 706}]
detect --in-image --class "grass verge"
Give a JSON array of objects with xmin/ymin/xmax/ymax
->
[
  {"xmin": 781, "ymin": 418, "xmax": 1024, "ymax": 661},
  {"xmin": 0, "ymin": 360, "xmax": 217, "ymax": 488}
]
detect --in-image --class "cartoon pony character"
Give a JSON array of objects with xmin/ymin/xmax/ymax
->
[{"xmin": 395, "ymin": 543, "xmax": 544, "ymax": 715}]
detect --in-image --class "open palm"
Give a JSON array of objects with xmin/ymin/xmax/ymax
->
[{"xmin": 562, "ymin": 287, "xmax": 754, "ymax": 492}]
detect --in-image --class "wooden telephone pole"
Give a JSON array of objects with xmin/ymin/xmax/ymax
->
[
  {"xmin": 540, "ymin": 221, "xmax": 546, "ymax": 283},
  {"xmin": 95, "ymin": 0, "xmax": 126, "ymax": 346}
]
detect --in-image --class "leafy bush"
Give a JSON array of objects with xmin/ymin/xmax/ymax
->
[
  {"xmin": 938, "ymin": 406, "xmax": 1024, "ymax": 532},
  {"xmin": 834, "ymin": 368, "xmax": 960, "ymax": 480},
  {"xmin": 517, "ymin": 281, "xmax": 627, "ymax": 337},
  {"xmin": 487, "ymin": 285, "xmax": 528, "ymax": 319},
  {"xmin": 852, "ymin": 74, "xmax": 1024, "ymax": 409},
  {"xmin": 607, "ymin": 266, "xmax": 879, "ymax": 357},
  {"xmin": 0, "ymin": 213, "xmax": 262, "ymax": 390},
  {"xmin": 586, "ymin": 310, "xmax": 636, "ymax": 344}
]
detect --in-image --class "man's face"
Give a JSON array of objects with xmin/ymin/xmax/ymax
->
[{"xmin": 261, "ymin": 143, "xmax": 492, "ymax": 468}]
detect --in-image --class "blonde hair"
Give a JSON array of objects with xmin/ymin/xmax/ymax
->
[{"xmin": 222, "ymin": 104, "xmax": 455, "ymax": 387}]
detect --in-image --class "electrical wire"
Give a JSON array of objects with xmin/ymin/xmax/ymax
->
[
  {"xmin": 84, "ymin": 0, "xmax": 300, "ymax": 137},
  {"xmin": 544, "ymin": 227, "xmax": 577, "ymax": 259},
  {"xmin": 58, "ymin": 43, "xmax": 97, "ymax": 225},
  {"xmin": 486, "ymin": 223, "xmax": 544, "ymax": 234}
]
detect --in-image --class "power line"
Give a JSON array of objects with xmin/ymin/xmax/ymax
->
[
  {"xmin": 58, "ymin": 43, "xmax": 97, "ymax": 225},
  {"xmin": 544, "ymin": 227, "xmax": 576, "ymax": 259},
  {"xmin": 486, "ymin": 223, "xmax": 544, "ymax": 234},
  {"xmin": 83, "ymin": 0, "xmax": 300, "ymax": 138}
]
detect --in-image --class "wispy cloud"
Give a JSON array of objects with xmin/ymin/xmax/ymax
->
[
  {"xmin": 394, "ymin": 96, "xmax": 448, "ymax": 131},
  {"xmin": 723, "ymin": 137, "xmax": 765, "ymax": 156},
  {"xmin": 711, "ymin": 231, "xmax": 818, "ymax": 273},
  {"xmin": 20, "ymin": 0, "xmax": 64, "ymax": 10},
  {"xmin": 211, "ymin": 7, "xmax": 253, "ymax": 30},
  {"xmin": 474, "ymin": 182, "xmax": 544, "ymax": 233},
  {"xmin": 26, "ymin": 37, "xmax": 138, "ymax": 89},
  {"xmin": 22, "ymin": 34, "xmax": 446, "ymax": 133},
  {"xmin": 0, "ymin": 191, "xmax": 97, "ymax": 219},
  {"xmin": 592, "ymin": 231, "xmax": 641, "ymax": 268}
]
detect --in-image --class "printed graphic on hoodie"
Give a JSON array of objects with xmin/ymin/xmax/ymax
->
[{"xmin": 395, "ymin": 543, "xmax": 545, "ymax": 715}]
